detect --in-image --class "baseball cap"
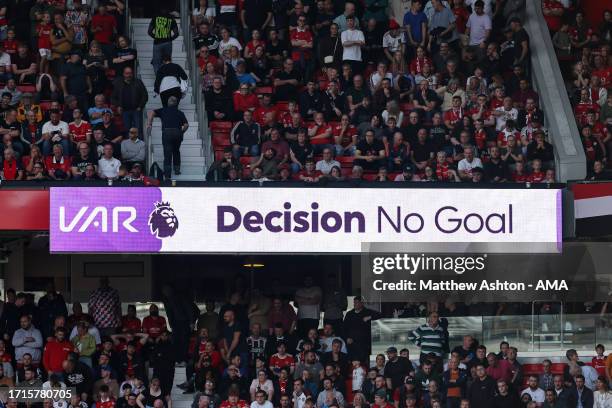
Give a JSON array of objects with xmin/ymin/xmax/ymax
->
[
  {"xmin": 403, "ymin": 164, "xmax": 414, "ymax": 174},
  {"xmin": 388, "ymin": 19, "xmax": 400, "ymax": 30},
  {"xmin": 387, "ymin": 346, "xmax": 398, "ymax": 353}
]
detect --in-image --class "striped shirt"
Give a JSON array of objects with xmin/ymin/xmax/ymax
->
[
  {"xmin": 88, "ymin": 287, "xmax": 121, "ymax": 329},
  {"xmin": 408, "ymin": 323, "xmax": 446, "ymax": 356}
]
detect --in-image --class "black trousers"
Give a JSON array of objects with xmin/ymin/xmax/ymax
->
[
  {"xmin": 162, "ymin": 128, "xmax": 183, "ymax": 178},
  {"xmin": 160, "ymin": 87, "xmax": 183, "ymax": 107}
]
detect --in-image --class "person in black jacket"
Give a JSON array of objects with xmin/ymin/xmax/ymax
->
[
  {"xmin": 492, "ymin": 379, "xmax": 520, "ymax": 408},
  {"xmin": 111, "ymin": 67, "xmax": 149, "ymax": 135},
  {"xmin": 205, "ymin": 77, "xmax": 235, "ymax": 122},
  {"xmin": 37, "ymin": 282, "xmax": 68, "ymax": 341},
  {"xmin": 299, "ymin": 81, "xmax": 323, "ymax": 120},
  {"xmin": 118, "ymin": 341, "xmax": 147, "ymax": 383},
  {"xmin": 343, "ymin": 297, "xmax": 380, "ymax": 363},
  {"xmin": 566, "ymin": 374, "xmax": 594, "ymax": 408},
  {"xmin": 154, "ymin": 54, "xmax": 189, "ymax": 107},
  {"xmin": 467, "ymin": 364, "xmax": 496, "ymax": 408},
  {"xmin": 63, "ymin": 353, "xmax": 94, "ymax": 402},
  {"xmin": 151, "ymin": 330, "xmax": 176, "ymax": 397}
]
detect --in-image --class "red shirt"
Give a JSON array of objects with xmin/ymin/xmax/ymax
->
[
  {"xmin": 233, "ymin": 92, "xmax": 260, "ymax": 113},
  {"xmin": 409, "ymin": 56, "xmax": 432, "ymax": 75},
  {"xmin": 219, "ymin": 401, "xmax": 248, "ymax": 408},
  {"xmin": 91, "ymin": 14, "xmax": 117, "ymax": 44},
  {"xmin": 486, "ymin": 360, "xmax": 514, "ymax": 383},
  {"xmin": 528, "ymin": 171, "xmax": 545, "ymax": 183},
  {"xmin": 43, "ymin": 339, "xmax": 74, "ymax": 371},
  {"xmin": 435, "ymin": 162, "xmax": 451, "ymax": 181},
  {"xmin": 45, "ymin": 156, "xmax": 71, "ymax": 174},
  {"xmin": 2, "ymin": 159, "xmax": 22, "ymax": 180},
  {"xmin": 443, "ymin": 108, "xmax": 464, "ymax": 127},
  {"xmin": 299, "ymin": 169, "xmax": 322, "ymax": 179},
  {"xmin": 542, "ymin": 0, "xmax": 564, "ymax": 32},
  {"xmin": 269, "ymin": 353, "xmax": 295, "ymax": 371},
  {"xmin": 69, "ymin": 121, "xmax": 92, "ymax": 143},
  {"xmin": 592, "ymin": 356, "xmax": 607, "ymax": 376},
  {"xmin": 308, "ymin": 122, "xmax": 332, "ymax": 145},
  {"xmin": 142, "ymin": 315, "xmax": 167, "ymax": 339},
  {"xmin": 332, "ymin": 124, "xmax": 357, "ymax": 147},
  {"xmin": 497, "ymin": 130, "xmax": 520, "ymax": 147},
  {"xmin": 281, "ymin": 111, "xmax": 301, "ymax": 127},
  {"xmin": 253, "ymin": 106, "xmax": 277, "ymax": 125},
  {"xmin": 197, "ymin": 55, "xmax": 219, "ymax": 72},
  {"xmin": 490, "ymin": 98, "xmax": 504, "ymax": 110},
  {"xmin": 245, "ymin": 40, "xmax": 265, "ymax": 56},
  {"xmin": 97, "ymin": 399, "xmax": 115, "ymax": 408},
  {"xmin": 121, "ymin": 316, "xmax": 142, "ymax": 333},
  {"xmin": 592, "ymin": 68, "xmax": 612, "ymax": 87},
  {"xmin": 574, "ymin": 103, "xmax": 600, "ymax": 125},
  {"xmin": 290, "ymin": 28, "xmax": 313, "ymax": 61},
  {"xmin": 453, "ymin": 6, "xmax": 470, "ymax": 33},
  {"xmin": 512, "ymin": 172, "xmax": 528, "ymax": 182},
  {"xmin": 474, "ymin": 129, "xmax": 488, "ymax": 150},
  {"xmin": 3, "ymin": 39, "xmax": 17, "ymax": 55},
  {"xmin": 37, "ymin": 23, "xmax": 52, "ymax": 49}
]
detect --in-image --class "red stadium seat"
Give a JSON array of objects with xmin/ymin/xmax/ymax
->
[
  {"xmin": 210, "ymin": 121, "xmax": 233, "ymax": 132},
  {"xmin": 40, "ymin": 101, "xmax": 54, "ymax": 112},
  {"xmin": 276, "ymin": 101, "xmax": 290, "ymax": 111},
  {"xmin": 17, "ymin": 85, "xmax": 36, "ymax": 93},
  {"xmin": 400, "ymin": 102, "xmax": 414, "ymax": 112},
  {"xmin": 255, "ymin": 86, "xmax": 273, "ymax": 95},
  {"xmin": 362, "ymin": 173, "xmax": 377, "ymax": 181},
  {"xmin": 522, "ymin": 364, "xmax": 543, "ymax": 375},
  {"xmin": 336, "ymin": 156, "xmax": 354, "ymax": 168},
  {"xmin": 212, "ymin": 133, "xmax": 230, "ymax": 148},
  {"xmin": 551, "ymin": 363, "xmax": 566, "ymax": 374}
]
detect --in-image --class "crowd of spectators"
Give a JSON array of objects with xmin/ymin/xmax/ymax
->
[
  {"xmin": 3, "ymin": 275, "xmax": 612, "ymax": 408},
  {"xmin": 202, "ymin": 0, "xmax": 556, "ymax": 184},
  {"xmin": 0, "ymin": 0, "xmax": 155, "ymax": 182},
  {"xmin": 545, "ymin": 3, "xmax": 612, "ymax": 180}
]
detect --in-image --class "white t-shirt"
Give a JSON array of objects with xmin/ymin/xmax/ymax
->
[
  {"xmin": 494, "ymin": 107, "xmax": 518, "ymax": 131},
  {"xmin": 352, "ymin": 366, "xmax": 365, "ymax": 391},
  {"xmin": 458, "ymin": 157, "xmax": 483, "ymax": 175},
  {"xmin": 370, "ymin": 71, "xmax": 395, "ymax": 90},
  {"xmin": 0, "ymin": 52, "xmax": 11, "ymax": 67},
  {"xmin": 520, "ymin": 387, "xmax": 545, "ymax": 404},
  {"xmin": 341, "ymin": 29, "xmax": 365, "ymax": 61},
  {"xmin": 42, "ymin": 121, "xmax": 70, "ymax": 142},
  {"xmin": 218, "ymin": 37, "xmax": 242, "ymax": 55},
  {"xmin": 382, "ymin": 31, "xmax": 405, "ymax": 53},
  {"xmin": 466, "ymin": 13, "xmax": 492, "ymax": 45},
  {"xmin": 315, "ymin": 159, "xmax": 340, "ymax": 175},
  {"xmin": 250, "ymin": 401, "xmax": 273, "ymax": 408},
  {"xmin": 98, "ymin": 156, "xmax": 122, "ymax": 179},
  {"xmin": 192, "ymin": 6, "xmax": 216, "ymax": 18},
  {"xmin": 295, "ymin": 286, "xmax": 322, "ymax": 319}
]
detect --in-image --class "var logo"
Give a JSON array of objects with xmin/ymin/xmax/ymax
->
[{"xmin": 59, "ymin": 207, "xmax": 139, "ymax": 233}]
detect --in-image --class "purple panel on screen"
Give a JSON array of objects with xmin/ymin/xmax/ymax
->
[{"xmin": 50, "ymin": 187, "xmax": 162, "ymax": 252}]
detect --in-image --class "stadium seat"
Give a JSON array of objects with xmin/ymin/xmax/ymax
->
[
  {"xmin": 212, "ymin": 133, "xmax": 230, "ymax": 148},
  {"xmin": 17, "ymin": 85, "xmax": 36, "ymax": 93},
  {"xmin": 255, "ymin": 87, "xmax": 273, "ymax": 95},
  {"xmin": 551, "ymin": 363, "xmax": 566, "ymax": 374},
  {"xmin": 522, "ymin": 363, "xmax": 543, "ymax": 375},
  {"xmin": 210, "ymin": 121, "xmax": 233, "ymax": 132}
]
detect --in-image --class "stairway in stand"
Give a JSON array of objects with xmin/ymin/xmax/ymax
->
[
  {"xmin": 132, "ymin": 18, "xmax": 206, "ymax": 180},
  {"xmin": 170, "ymin": 366, "xmax": 192, "ymax": 407}
]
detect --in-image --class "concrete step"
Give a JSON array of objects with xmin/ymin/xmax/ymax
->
[
  {"xmin": 134, "ymin": 41, "xmax": 185, "ymax": 51},
  {"xmin": 153, "ymin": 145, "xmax": 203, "ymax": 157},
  {"xmin": 153, "ymin": 154, "xmax": 206, "ymax": 165}
]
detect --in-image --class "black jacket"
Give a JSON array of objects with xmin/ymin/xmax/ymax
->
[
  {"xmin": 154, "ymin": 63, "xmax": 188, "ymax": 94},
  {"xmin": 467, "ymin": 376, "xmax": 497, "ymax": 408},
  {"xmin": 111, "ymin": 77, "xmax": 149, "ymax": 110},
  {"xmin": 566, "ymin": 386, "xmax": 594, "ymax": 408},
  {"xmin": 205, "ymin": 88, "xmax": 235, "ymax": 122}
]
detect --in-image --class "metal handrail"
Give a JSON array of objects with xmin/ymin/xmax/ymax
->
[{"xmin": 180, "ymin": 0, "xmax": 210, "ymax": 176}]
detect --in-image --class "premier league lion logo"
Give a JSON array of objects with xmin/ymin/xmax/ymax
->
[{"xmin": 148, "ymin": 202, "xmax": 179, "ymax": 238}]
